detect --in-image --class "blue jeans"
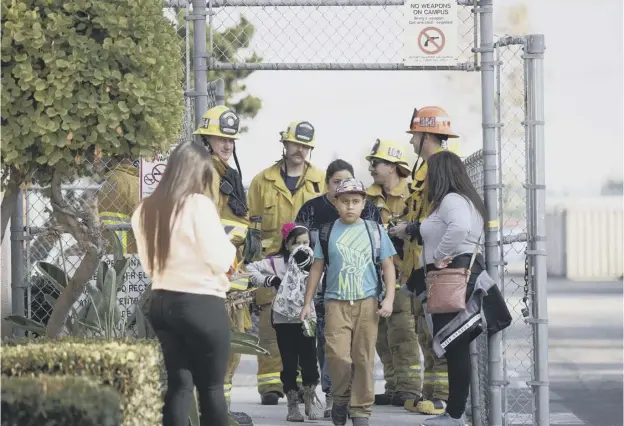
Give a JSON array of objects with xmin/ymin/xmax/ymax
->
[{"xmin": 316, "ymin": 314, "xmax": 332, "ymax": 394}]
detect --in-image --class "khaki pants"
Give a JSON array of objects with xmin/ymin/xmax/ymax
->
[
  {"xmin": 325, "ymin": 297, "xmax": 379, "ymax": 418},
  {"xmin": 376, "ymin": 291, "xmax": 422, "ymax": 394},
  {"xmin": 412, "ymin": 297, "xmax": 449, "ymax": 401}
]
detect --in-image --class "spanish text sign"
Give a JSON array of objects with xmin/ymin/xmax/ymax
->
[
  {"xmin": 402, "ymin": 1, "xmax": 459, "ymax": 67},
  {"xmin": 139, "ymin": 144, "xmax": 178, "ymax": 200}
]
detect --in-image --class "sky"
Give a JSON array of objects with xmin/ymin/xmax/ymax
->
[{"xmin": 194, "ymin": 0, "xmax": 623, "ymax": 195}]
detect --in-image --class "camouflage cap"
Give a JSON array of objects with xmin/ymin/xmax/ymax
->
[{"xmin": 335, "ymin": 179, "xmax": 366, "ymax": 196}]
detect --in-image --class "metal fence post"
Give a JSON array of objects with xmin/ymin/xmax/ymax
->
[
  {"xmin": 524, "ymin": 33, "xmax": 549, "ymax": 426},
  {"xmin": 10, "ymin": 189, "xmax": 26, "ymax": 337},
  {"xmin": 215, "ymin": 78, "xmax": 225, "ymax": 106},
  {"xmin": 191, "ymin": 0, "xmax": 209, "ymax": 128},
  {"xmin": 469, "ymin": 339, "xmax": 482, "ymax": 426},
  {"xmin": 478, "ymin": 0, "xmax": 503, "ymax": 424}
]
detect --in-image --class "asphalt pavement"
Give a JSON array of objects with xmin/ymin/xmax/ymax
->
[
  {"xmin": 229, "ymin": 276, "xmax": 623, "ymax": 426},
  {"xmin": 547, "ymin": 278, "xmax": 623, "ymax": 426}
]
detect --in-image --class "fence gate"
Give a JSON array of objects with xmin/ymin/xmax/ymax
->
[
  {"xmin": 464, "ymin": 34, "xmax": 548, "ymax": 426},
  {"xmin": 10, "ymin": 0, "xmax": 548, "ymax": 425}
]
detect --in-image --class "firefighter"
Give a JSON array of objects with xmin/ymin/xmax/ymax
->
[
  {"xmin": 387, "ymin": 106, "xmax": 460, "ymax": 416},
  {"xmin": 193, "ymin": 105, "xmax": 253, "ymax": 426},
  {"xmin": 365, "ymin": 139, "xmax": 423, "ymax": 407},
  {"xmin": 98, "ymin": 159, "xmax": 141, "ymax": 254},
  {"xmin": 98, "ymin": 158, "xmax": 140, "ymax": 255},
  {"xmin": 247, "ymin": 121, "xmax": 325, "ymax": 405}
]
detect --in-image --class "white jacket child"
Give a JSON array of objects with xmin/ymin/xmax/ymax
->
[{"xmin": 246, "ymin": 245, "xmax": 315, "ymax": 324}]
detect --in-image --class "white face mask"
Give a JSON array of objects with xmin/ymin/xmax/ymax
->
[{"xmin": 290, "ymin": 243, "xmax": 308, "ymax": 254}]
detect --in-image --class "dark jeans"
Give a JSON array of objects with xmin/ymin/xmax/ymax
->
[
  {"xmin": 149, "ymin": 290, "xmax": 231, "ymax": 426},
  {"xmin": 274, "ymin": 323, "xmax": 320, "ymax": 393}
]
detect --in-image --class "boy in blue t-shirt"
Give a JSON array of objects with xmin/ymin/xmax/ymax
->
[{"xmin": 301, "ymin": 179, "xmax": 396, "ymax": 426}]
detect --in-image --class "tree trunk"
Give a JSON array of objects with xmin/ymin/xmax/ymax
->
[
  {"xmin": 44, "ymin": 170, "xmax": 104, "ymax": 338},
  {"xmin": 45, "ymin": 249, "xmax": 100, "ymax": 336},
  {"xmin": 1, "ymin": 185, "xmax": 18, "ymax": 243}
]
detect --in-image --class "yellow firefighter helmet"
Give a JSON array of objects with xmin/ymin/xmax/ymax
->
[
  {"xmin": 280, "ymin": 121, "xmax": 316, "ymax": 148},
  {"xmin": 365, "ymin": 139, "xmax": 411, "ymax": 177},
  {"xmin": 193, "ymin": 105, "xmax": 240, "ymax": 139}
]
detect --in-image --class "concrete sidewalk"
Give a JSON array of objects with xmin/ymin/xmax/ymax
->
[{"xmin": 229, "ymin": 384, "xmax": 434, "ymax": 426}]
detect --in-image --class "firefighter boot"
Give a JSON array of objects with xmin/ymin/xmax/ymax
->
[
  {"xmin": 374, "ymin": 390, "xmax": 394, "ymax": 405},
  {"xmin": 286, "ymin": 390, "xmax": 304, "ymax": 422},
  {"xmin": 351, "ymin": 417, "xmax": 370, "ymax": 426},
  {"xmin": 421, "ymin": 413, "xmax": 467, "ymax": 425},
  {"xmin": 392, "ymin": 391, "xmax": 421, "ymax": 407},
  {"xmin": 261, "ymin": 391, "xmax": 281, "ymax": 405},
  {"xmin": 414, "ymin": 398, "xmax": 448, "ymax": 415},
  {"xmin": 303, "ymin": 385, "xmax": 322, "ymax": 420},
  {"xmin": 324, "ymin": 393, "xmax": 333, "ymax": 418}
]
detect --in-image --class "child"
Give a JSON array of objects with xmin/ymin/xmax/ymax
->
[
  {"xmin": 300, "ymin": 179, "xmax": 396, "ymax": 426},
  {"xmin": 247, "ymin": 222, "xmax": 322, "ymax": 422}
]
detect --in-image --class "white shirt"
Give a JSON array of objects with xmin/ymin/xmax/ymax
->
[{"xmin": 131, "ymin": 194, "xmax": 236, "ymax": 299}]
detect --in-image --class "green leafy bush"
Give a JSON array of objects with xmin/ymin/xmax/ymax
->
[
  {"xmin": 1, "ymin": 375, "xmax": 122, "ymax": 426},
  {"xmin": 1, "ymin": 0, "xmax": 185, "ymax": 188},
  {"xmin": 1, "ymin": 338, "xmax": 163, "ymax": 426}
]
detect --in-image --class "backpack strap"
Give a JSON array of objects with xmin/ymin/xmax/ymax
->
[
  {"xmin": 318, "ymin": 221, "xmax": 335, "ymax": 297},
  {"xmin": 268, "ymin": 256, "xmax": 278, "ymax": 276},
  {"xmin": 363, "ymin": 220, "xmax": 384, "ymax": 299}
]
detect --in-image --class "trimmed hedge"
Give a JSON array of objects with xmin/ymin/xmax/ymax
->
[
  {"xmin": 1, "ymin": 337, "xmax": 163, "ymax": 426},
  {"xmin": 1, "ymin": 375, "xmax": 122, "ymax": 426}
]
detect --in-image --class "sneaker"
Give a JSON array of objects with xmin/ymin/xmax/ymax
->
[
  {"xmin": 352, "ymin": 417, "xmax": 370, "ymax": 426},
  {"xmin": 260, "ymin": 391, "xmax": 282, "ymax": 405},
  {"xmin": 331, "ymin": 402, "xmax": 349, "ymax": 426},
  {"xmin": 230, "ymin": 411, "xmax": 253, "ymax": 426},
  {"xmin": 421, "ymin": 412, "xmax": 467, "ymax": 425}
]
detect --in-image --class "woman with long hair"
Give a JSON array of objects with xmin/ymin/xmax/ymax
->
[
  {"xmin": 413, "ymin": 150, "xmax": 487, "ymax": 426},
  {"xmin": 131, "ymin": 142, "xmax": 236, "ymax": 426}
]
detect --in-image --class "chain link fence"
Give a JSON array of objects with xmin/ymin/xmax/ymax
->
[
  {"xmin": 20, "ymin": 10, "xmax": 204, "ymax": 337},
  {"xmin": 463, "ymin": 35, "xmax": 547, "ymax": 426},
  {"xmin": 496, "ymin": 38, "xmax": 534, "ymax": 426},
  {"xmin": 463, "ymin": 150, "xmax": 490, "ymax": 426},
  {"xmin": 205, "ymin": 0, "xmax": 479, "ymax": 70}
]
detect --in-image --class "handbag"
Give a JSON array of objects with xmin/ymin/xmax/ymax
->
[{"xmin": 424, "ymin": 232, "xmax": 482, "ymax": 314}]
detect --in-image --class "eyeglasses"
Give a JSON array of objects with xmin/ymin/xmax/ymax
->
[{"xmin": 370, "ymin": 159, "xmax": 389, "ymax": 168}]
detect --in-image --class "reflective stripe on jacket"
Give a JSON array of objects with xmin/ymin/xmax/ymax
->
[{"xmin": 366, "ymin": 178, "xmax": 410, "ymax": 287}]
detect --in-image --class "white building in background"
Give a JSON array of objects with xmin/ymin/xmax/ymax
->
[{"xmin": 546, "ymin": 197, "xmax": 623, "ymax": 281}]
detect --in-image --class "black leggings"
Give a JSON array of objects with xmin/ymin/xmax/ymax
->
[
  {"xmin": 273, "ymin": 322, "xmax": 320, "ymax": 393},
  {"xmin": 149, "ymin": 290, "xmax": 231, "ymax": 426},
  {"xmin": 445, "ymin": 335, "xmax": 472, "ymax": 419}
]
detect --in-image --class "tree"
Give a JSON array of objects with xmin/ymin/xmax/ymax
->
[
  {"xmin": 1, "ymin": 0, "xmax": 185, "ymax": 336},
  {"xmin": 174, "ymin": 10, "xmax": 262, "ymax": 131},
  {"xmin": 601, "ymin": 178, "xmax": 624, "ymax": 196}
]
